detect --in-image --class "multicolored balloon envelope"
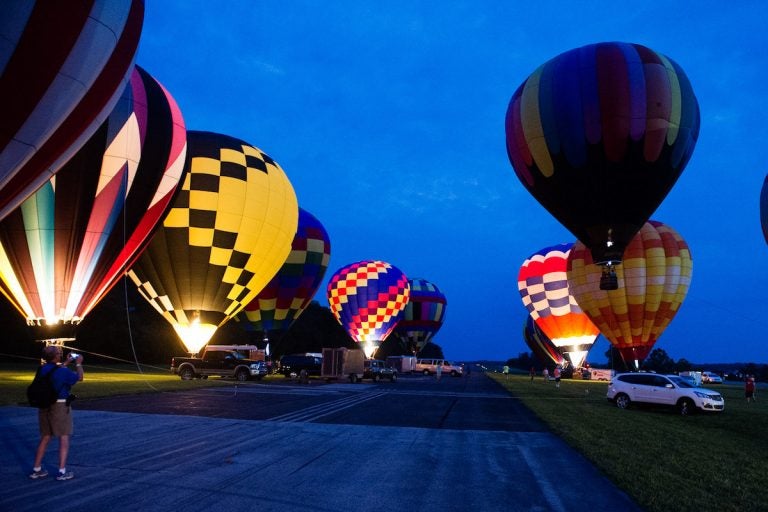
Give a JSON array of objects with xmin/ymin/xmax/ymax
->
[
  {"xmin": 518, "ymin": 243, "xmax": 598, "ymax": 368},
  {"xmin": 393, "ymin": 277, "xmax": 446, "ymax": 353},
  {"xmin": 523, "ymin": 315, "xmax": 565, "ymax": 368},
  {"xmin": 327, "ymin": 260, "xmax": 410, "ymax": 357},
  {"xmin": 505, "ymin": 42, "xmax": 700, "ymax": 268},
  {"xmin": 128, "ymin": 131, "xmax": 299, "ymax": 354},
  {"xmin": 0, "ymin": 66, "xmax": 186, "ymax": 335},
  {"xmin": 761, "ymin": 174, "xmax": 768, "ymax": 245},
  {"xmin": 0, "ymin": 1, "xmax": 144, "ymax": 220},
  {"xmin": 241, "ymin": 208, "xmax": 331, "ymax": 341},
  {"xmin": 567, "ymin": 221, "xmax": 693, "ymax": 368}
]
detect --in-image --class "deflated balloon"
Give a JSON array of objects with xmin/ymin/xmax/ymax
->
[
  {"xmin": 518, "ymin": 243, "xmax": 599, "ymax": 368},
  {"xmin": 523, "ymin": 315, "xmax": 565, "ymax": 368},
  {"xmin": 393, "ymin": 277, "xmax": 447, "ymax": 353},
  {"xmin": 506, "ymin": 42, "xmax": 700, "ymax": 265},
  {"xmin": 0, "ymin": 1, "xmax": 144, "ymax": 220},
  {"xmin": 327, "ymin": 260, "xmax": 410, "ymax": 357},
  {"xmin": 567, "ymin": 220, "xmax": 692, "ymax": 367},
  {"xmin": 241, "ymin": 208, "xmax": 331, "ymax": 341},
  {"xmin": 128, "ymin": 131, "xmax": 299, "ymax": 354},
  {"xmin": 0, "ymin": 66, "xmax": 186, "ymax": 333}
]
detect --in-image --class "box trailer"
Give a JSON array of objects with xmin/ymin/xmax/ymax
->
[
  {"xmin": 386, "ymin": 355, "xmax": 417, "ymax": 373},
  {"xmin": 321, "ymin": 347, "xmax": 365, "ymax": 383}
]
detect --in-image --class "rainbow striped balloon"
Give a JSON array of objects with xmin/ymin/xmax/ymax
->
[
  {"xmin": 393, "ymin": 277, "xmax": 447, "ymax": 352},
  {"xmin": 505, "ymin": 42, "xmax": 700, "ymax": 265}
]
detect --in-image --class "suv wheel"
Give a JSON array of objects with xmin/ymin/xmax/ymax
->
[
  {"xmin": 423, "ymin": 369, "xmax": 430, "ymax": 376},
  {"xmin": 179, "ymin": 367, "xmax": 194, "ymax": 381},
  {"xmin": 451, "ymin": 370, "xmax": 458, "ymax": 377},
  {"xmin": 235, "ymin": 369, "xmax": 250, "ymax": 382},
  {"xmin": 678, "ymin": 398, "xmax": 695, "ymax": 416},
  {"xmin": 373, "ymin": 374, "xmax": 381, "ymax": 382},
  {"xmin": 615, "ymin": 393, "xmax": 631, "ymax": 410},
  {"xmin": 390, "ymin": 373, "xmax": 397, "ymax": 382}
]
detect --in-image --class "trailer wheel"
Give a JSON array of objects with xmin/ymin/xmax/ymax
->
[{"xmin": 350, "ymin": 374, "xmax": 359, "ymax": 383}]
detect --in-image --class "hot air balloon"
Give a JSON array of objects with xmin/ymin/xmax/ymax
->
[
  {"xmin": 240, "ymin": 208, "xmax": 331, "ymax": 347},
  {"xmin": 0, "ymin": 66, "xmax": 186, "ymax": 340},
  {"xmin": 127, "ymin": 131, "xmax": 299, "ymax": 355},
  {"xmin": 327, "ymin": 260, "xmax": 410, "ymax": 358},
  {"xmin": 0, "ymin": 1, "xmax": 144, "ymax": 220},
  {"xmin": 566, "ymin": 220, "xmax": 692, "ymax": 368},
  {"xmin": 518, "ymin": 243, "xmax": 599, "ymax": 368},
  {"xmin": 761, "ymin": 174, "xmax": 768, "ymax": 244},
  {"xmin": 505, "ymin": 42, "xmax": 700, "ymax": 289},
  {"xmin": 393, "ymin": 278, "xmax": 446, "ymax": 354},
  {"xmin": 523, "ymin": 315, "xmax": 565, "ymax": 369}
]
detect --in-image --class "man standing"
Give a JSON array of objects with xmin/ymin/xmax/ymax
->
[
  {"xmin": 554, "ymin": 366, "xmax": 562, "ymax": 389},
  {"xmin": 29, "ymin": 345, "xmax": 84, "ymax": 481}
]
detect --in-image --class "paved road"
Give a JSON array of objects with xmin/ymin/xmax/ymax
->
[{"xmin": 0, "ymin": 372, "xmax": 640, "ymax": 512}]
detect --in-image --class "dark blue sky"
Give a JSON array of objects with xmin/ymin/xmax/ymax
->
[{"xmin": 136, "ymin": 2, "xmax": 768, "ymax": 363}]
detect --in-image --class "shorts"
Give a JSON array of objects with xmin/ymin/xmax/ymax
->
[
  {"xmin": 38, "ymin": 403, "xmax": 73, "ymax": 436},
  {"xmin": 746, "ymin": 390, "xmax": 754, "ymax": 399}
]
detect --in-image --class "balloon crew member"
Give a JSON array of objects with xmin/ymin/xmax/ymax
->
[
  {"xmin": 29, "ymin": 346, "xmax": 84, "ymax": 481},
  {"xmin": 553, "ymin": 366, "xmax": 561, "ymax": 389},
  {"xmin": 745, "ymin": 376, "xmax": 756, "ymax": 403}
]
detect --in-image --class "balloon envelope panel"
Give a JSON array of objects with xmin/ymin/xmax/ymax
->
[
  {"xmin": 761, "ymin": 174, "xmax": 768, "ymax": 245},
  {"xmin": 327, "ymin": 260, "xmax": 410, "ymax": 344},
  {"xmin": 127, "ymin": 131, "xmax": 298, "ymax": 353},
  {"xmin": 566, "ymin": 220, "xmax": 693, "ymax": 366},
  {"xmin": 0, "ymin": 0, "xmax": 144, "ymax": 220},
  {"xmin": 523, "ymin": 315, "xmax": 564, "ymax": 368},
  {"xmin": 0, "ymin": 66, "xmax": 185, "ymax": 326},
  {"xmin": 393, "ymin": 277, "xmax": 446, "ymax": 351},
  {"xmin": 241, "ymin": 208, "xmax": 331, "ymax": 335},
  {"xmin": 506, "ymin": 42, "xmax": 700, "ymax": 264}
]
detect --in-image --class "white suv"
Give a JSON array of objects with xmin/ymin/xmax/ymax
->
[{"xmin": 606, "ymin": 373, "xmax": 725, "ymax": 415}]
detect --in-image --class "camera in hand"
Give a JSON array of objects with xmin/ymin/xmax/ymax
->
[{"xmin": 69, "ymin": 352, "xmax": 79, "ymax": 360}]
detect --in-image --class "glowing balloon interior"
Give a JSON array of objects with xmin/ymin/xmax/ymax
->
[
  {"xmin": 128, "ymin": 131, "xmax": 298, "ymax": 354},
  {"xmin": 518, "ymin": 243, "xmax": 598, "ymax": 368},
  {"xmin": 0, "ymin": 66, "xmax": 185, "ymax": 333}
]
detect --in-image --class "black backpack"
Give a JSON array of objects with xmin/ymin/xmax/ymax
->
[{"xmin": 27, "ymin": 366, "xmax": 59, "ymax": 408}]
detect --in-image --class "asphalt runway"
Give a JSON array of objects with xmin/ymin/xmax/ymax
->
[{"xmin": 0, "ymin": 372, "xmax": 640, "ymax": 512}]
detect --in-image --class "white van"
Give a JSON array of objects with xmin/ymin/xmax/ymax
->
[{"xmin": 415, "ymin": 359, "xmax": 463, "ymax": 377}]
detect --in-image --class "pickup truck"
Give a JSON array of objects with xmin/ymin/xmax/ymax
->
[{"xmin": 171, "ymin": 345, "xmax": 268, "ymax": 381}]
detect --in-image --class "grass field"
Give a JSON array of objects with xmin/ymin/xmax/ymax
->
[
  {"xmin": 489, "ymin": 373, "xmax": 768, "ymax": 512},
  {"xmin": 0, "ymin": 362, "xmax": 258, "ymax": 406}
]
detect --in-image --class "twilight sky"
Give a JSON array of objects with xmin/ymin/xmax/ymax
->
[{"xmin": 135, "ymin": 1, "xmax": 768, "ymax": 364}]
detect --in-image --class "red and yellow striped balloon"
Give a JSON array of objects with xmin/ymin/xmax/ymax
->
[{"xmin": 566, "ymin": 221, "xmax": 692, "ymax": 367}]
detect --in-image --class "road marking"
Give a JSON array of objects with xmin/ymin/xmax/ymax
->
[{"xmin": 267, "ymin": 390, "xmax": 387, "ymax": 423}]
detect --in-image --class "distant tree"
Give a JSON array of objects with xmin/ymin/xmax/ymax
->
[
  {"xmin": 273, "ymin": 302, "xmax": 354, "ymax": 358},
  {"xmin": 643, "ymin": 348, "xmax": 675, "ymax": 374},
  {"xmin": 674, "ymin": 358, "xmax": 693, "ymax": 372},
  {"xmin": 418, "ymin": 342, "xmax": 444, "ymax": 359},
  {"xmin": 373, "ymin": 337, "xmax": 410, "ymax": 360},
  {"xmin": 506, "ymin": 351, "xmax": 535, "ymax": 370}
]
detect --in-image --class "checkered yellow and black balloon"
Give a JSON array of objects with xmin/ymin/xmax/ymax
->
[{"xmin": 128, "ymin": 131, "xmax": 298, "ymax": 346}]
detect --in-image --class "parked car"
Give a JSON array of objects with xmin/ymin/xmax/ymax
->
[
  {"xmin": 606, "ymin": 373, "xmax": 725, "ymax": 415},
  {"xmin": 701, "ymin": 371, "xmax": 723, "ymax": 384},
  {"xmin": 278, "ymin": 354, "xmax": 322, "ymax": 378},
  {"xmin": 415, "ymin": 359, "xmax": 463, "ymax": 377},
  {"xmin": 363, "ymin": 359, "xmax": 397, "ymax": 382}
]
